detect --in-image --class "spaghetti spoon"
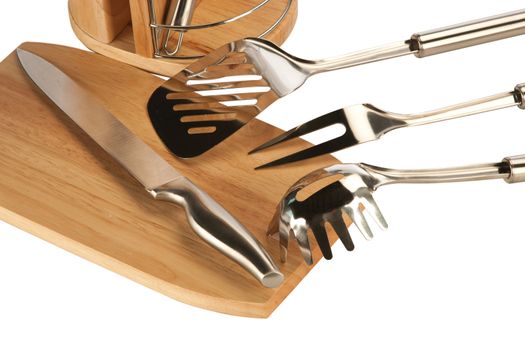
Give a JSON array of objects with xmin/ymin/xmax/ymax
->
[{"xmin": 272, "ymin": 155, "xmax": 525, "ymax": 264}]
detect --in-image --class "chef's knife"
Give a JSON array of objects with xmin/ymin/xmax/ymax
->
[{"xmin": 16, "ymin": 48, "xmax": 283, "ymax": 288}]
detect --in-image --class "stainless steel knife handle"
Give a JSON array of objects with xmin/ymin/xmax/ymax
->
[
  {"xmin": 412, "ymin": 9, "xmax": 525, "ymax": 58},
  {"xmin": 150, "ymin": 177, "xmax": 283, "ymax": 288}
]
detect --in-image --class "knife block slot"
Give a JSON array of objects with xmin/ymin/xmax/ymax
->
[{"xmin": 68, "ymin": 0, "xmax": 298, "ymax": 76}]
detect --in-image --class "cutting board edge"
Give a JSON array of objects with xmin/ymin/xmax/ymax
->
[{"xmin": 0, "ymin": 205, "xmax": 280, "ymax": 318}]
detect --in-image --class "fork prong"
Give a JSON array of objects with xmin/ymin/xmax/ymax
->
[
  {"xmin": 248, "ymin": 126, "xmax": 306, "ymax": 155},
  {"xmin": 345, "ymin": 205, "xmax": 374, "ymax": 240},
  {"xmin": 249, "ymin": 109, "xmax": 350, "ymax": 155},
  {"xmin": 310, "ymin": 220, "xmax": 333, "ymax": 260},
  {"xmin": 360, "ymin": 192, "xmax": 389, "ymax": 230},
  {"xmin": 254, "ymin": 136, "xmax": 352, "ymax": 170},
  {"xmin": 327, "ymin": 211, "xmax": 355, "ymax": 251}
]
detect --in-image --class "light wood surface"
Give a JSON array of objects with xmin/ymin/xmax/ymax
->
[
  {"xmin": 69, "ymin": 0, "xmax": 131, "ymax": 43},
  {"xmin": 69, "ymin": 0, "xmax": 298, "ymax": 76},
  {"xmin": 128, "ymin": 0, "xmax": 167, "ymax": 57},
  {"xmin": 0, "ymin": 42, "xmax": 340, "ymax": 318}
]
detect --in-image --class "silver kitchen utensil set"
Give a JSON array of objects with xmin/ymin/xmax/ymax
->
[
  {"xmin": 148, "ymin": 9, "xmax": 525, "ymax": 158},
  {"xmin": 18, "ymin": 7, "xmax": 525, "ymax": 287},
  {"xmin": 145, "ymin": 8, "xmax": 525, "ymax": 271}
]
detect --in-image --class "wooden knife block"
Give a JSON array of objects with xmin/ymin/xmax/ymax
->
[{"xmin": 68, "ymin": 0, "xmax": 298, "ymax": 76}]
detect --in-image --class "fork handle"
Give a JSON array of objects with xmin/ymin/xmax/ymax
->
[
  {"xmin": 401, "ymin": 84, "xmax": 525, "ymax": 127},
  {"xmin": 412, "ymin": 9, "xmax": 525, "ymax": 58}
]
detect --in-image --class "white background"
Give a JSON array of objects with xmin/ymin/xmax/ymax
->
[{"xmin": 1, "ymin": 1, "xmax": 525, "ymax": 349}]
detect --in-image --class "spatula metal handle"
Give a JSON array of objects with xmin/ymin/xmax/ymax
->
[
  {"xmin": 150, "ymin": 177, "xmax": 283, "ymax": 288},
  {"xmin": 412, "ymin": 9, "xmax": 525, "ymax": 58},
  {"xmin": 311, "ymin": 9, "xmax": 525, "ymax": 74}
]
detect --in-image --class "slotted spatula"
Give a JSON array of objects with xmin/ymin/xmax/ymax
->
[{"xmin": 147, "ymin": 9, "xmax": 525, "ymax": 158}]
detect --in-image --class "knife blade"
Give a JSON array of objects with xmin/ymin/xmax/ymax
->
[{"xmin": 16, "ymin": 48, "xmax": 283, "ymax": 288}]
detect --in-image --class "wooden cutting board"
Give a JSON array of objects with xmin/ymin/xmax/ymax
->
[{"xmin": 0, "ymin": 42, "xmax": 340, "ymax": 318}]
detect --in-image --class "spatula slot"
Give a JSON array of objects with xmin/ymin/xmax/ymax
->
[
  {"xmin": 188, "ymin": 68, "xmax": 259, "ymax": 80},
  {"xmin": 187, "ymin": 126, "xmax": 217, "ymax": 134},
  {"xmin": 218, "ymin": 54, "xmax": 248, "ymax": 66},
  {"xmin": 186, "ymin": 75, "xmax": 263, "ymax": 86},
  {"xmin": 173, "ymin": 98, "xmax": 258, "ymax": 109},
  {"xmin": 166, "ymin": 81, "xmax": 268, "ymax": 100},
  {"xmin": 220, "ymin": 99, "xmax": 258, "ymax": 107},
  {"xmin": 186, "ymin": 79, "xmax": 269, "ymax": 91},
  {"xmin": 184, "ymin": 86, "xmax": 270, "ymax": 97},
  {"xmin": 206, "ymin": 63, "xmax": 256, "ymax": 73},
  {"xmin": 180, "ymin": 114, "xmax": 237, "ymax": 122}
]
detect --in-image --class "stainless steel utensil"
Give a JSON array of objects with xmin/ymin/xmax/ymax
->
[
  {"xmin": 161, "ymin": 0, "xmax": 198, "ymax": 56},
  {"xmin": 148, "ymin": 9, "xmax": 525, "ymax": 158},
  {"xmin": 17, "ymin": 48, "xmax": 283, "ymax": 288},
  {"xmin": 273, "ymin": 155, "xmax": 525, "ymax": 264},
  {"xmin": 251, "ymin": 84, "xmax": 525, "ymax": 169}
]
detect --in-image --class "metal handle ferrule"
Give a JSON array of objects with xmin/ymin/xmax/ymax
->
[
  {"xmin": 514, "ymin": 84, "xmax": 525, "ymax": 109},
  {"xmin": 504, "ymin": 156, "xmax": 525, "ymax": 183}
]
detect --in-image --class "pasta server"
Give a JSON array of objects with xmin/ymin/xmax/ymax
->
[
  {"xmin": 273, "ymin": 153, "xmax": 525, "ymax": 264},
  {"xmin": 147, "ymin": 9, "xmax": 525, "ymax": 158},
  {"xmin": 251, "ymin": 83, "xmax": 525, "ymax": 169}
]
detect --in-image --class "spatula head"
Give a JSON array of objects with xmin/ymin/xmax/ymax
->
[{"xmin": 147, "ymin": 38, "xmax": 309, "ymax": 158}]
